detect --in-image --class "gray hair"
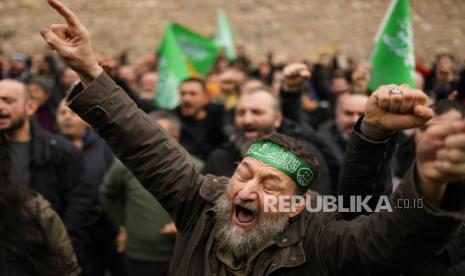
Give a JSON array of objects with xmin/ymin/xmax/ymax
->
[{"xmin": 148, "ymin": 110, "xmax": 181, "ymax": 133}]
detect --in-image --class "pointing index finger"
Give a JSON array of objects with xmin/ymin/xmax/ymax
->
[{"xmin": 48, "ymin": 0, "xmax": 82, "ymax": 28}]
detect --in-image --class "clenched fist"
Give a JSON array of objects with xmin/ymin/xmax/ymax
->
[
  {"xmin": 282, "ymin": 63, "xmax": 310, "ymax": 91},
  {"xmin": 416, "ymin": 120, "xmax": 465, "ymax": 206},
  {"xmin": 363, "ymin": 84, "xmax": 434, "ymax": 133}
]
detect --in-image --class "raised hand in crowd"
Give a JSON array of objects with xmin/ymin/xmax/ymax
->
[
  {"xmin": 40, "ymin": 0, "xmax": 102, "ymax": 86},
  {"xmin": 362, "ymin": 84, "xmax": 465, "ymax": 207},
  {"xmin": 282, "ymin": 62, "xmax": 310, "ymax": 91},
  {"xmin": 363, "ymin": 84, "xmax": 433, "ymax": 134}
]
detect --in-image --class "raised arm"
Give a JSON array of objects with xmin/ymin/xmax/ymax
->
[
  {"xmin": 338, "ymin": 85, "xmax": 431, "ymax": 220},
  {"xmin": 40, "ymin": 0, "xmax": 102, "ymax": 86},
  {"xmin": 318, "ymin": 84, "xmax": 465, "ymax": 275},
  {"xmin": 361, "ymin": 84, "xmax": 465, "ymax": 207},
  {"xmin": 40, "ymin": 0, "xmax": 210, "ymax": 232}
]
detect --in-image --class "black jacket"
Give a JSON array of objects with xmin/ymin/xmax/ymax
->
[
  {"xmin": 28, "ymin": 122, "xmax": 94, "ymax": 247},
  {"xmin": 337, "ymin": 117, "xmax": 396, "ymax": 220},
  {"xmin": 176, "ymin": 103, "xmax": 226, "ymax": 161},
  {"xmin": 81, "ymin": 128, "xmax": 114, "ymax": 206},
  {"xmin": 393, "ymin": 133, "xmax": 416, "ymax": 179},
  {"xmin": 316, "ymin": 120, "xmax": 348, "ymax": 194}
]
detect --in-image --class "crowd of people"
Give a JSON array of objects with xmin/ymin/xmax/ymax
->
[{"xmin": 1, "ymin": 0, "xmax": 465, "ymax": 275}]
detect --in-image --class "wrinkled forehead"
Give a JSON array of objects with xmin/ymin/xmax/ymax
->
[{"xmin": 235, "ymin": 157, "xmax": 296, "ymax": 189}]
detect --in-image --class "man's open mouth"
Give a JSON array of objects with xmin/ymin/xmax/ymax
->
[
  {"xmin": 234, "ymin": 204, "xmax": 256, "ymax": 226},
  {"xmin": 242, "ymin": 126, "xmax": 258, "ymax": 139},
  {"xmin": 244, "ymin": 130, "xmax": 258, "ymax": 138},
  {"xmin": 0, "ymin": 114, "xmax": 10, "ymax": 124}
]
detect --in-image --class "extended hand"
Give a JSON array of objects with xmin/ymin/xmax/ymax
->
[
  {"xmin": 363, "ymin": 84, "xmax": 434, "ymax": 133},
  {"xmin": 40, "ymin": 0, "xmax": 102, "ymax": 86}
]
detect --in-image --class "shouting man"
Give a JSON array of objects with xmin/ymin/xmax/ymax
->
[{"xmin": 41, "ymin": 1, "xmax": 465, "ymax": 275}]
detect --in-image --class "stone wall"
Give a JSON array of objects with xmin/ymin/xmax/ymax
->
[{"xmin": 1, "ymin": 0, "xmax": 464, "ymax": 64}]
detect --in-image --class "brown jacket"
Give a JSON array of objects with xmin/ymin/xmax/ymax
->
[{"xmin": 67, "ymin": 72, "xmax": 465, "ymax": 276}]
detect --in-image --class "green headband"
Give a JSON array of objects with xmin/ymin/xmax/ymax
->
[{"xmin": 244, "ymin": 140, "xmax": 316, "ymax": 192}]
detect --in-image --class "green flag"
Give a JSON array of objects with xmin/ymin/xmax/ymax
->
[
  {"xmin": 214, "ymin": 9, "xmax": 237, "ymax": 61},
  {"xmin": 155, "ymin": 23, "xmax": 219, "ymax": 109},
  {"xmin": 368, "ymin": 0, "xmax": 415, "ymax": 91}
]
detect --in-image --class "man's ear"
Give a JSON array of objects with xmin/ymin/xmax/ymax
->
[
  {"xmin": 25, "ymin": 98, "xmax": 39, "ymax": 117},
  {"xmin": 274, "ymin": 111, "xmax": 283, "ymax": 129},
  {"xmin": 288, "ymin": 193, "xmax": 307, "ymax": 218}
]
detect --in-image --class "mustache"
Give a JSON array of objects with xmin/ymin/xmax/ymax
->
[
  {"xmin": 238, "ymin": 124, "xmax": 276, "ymax": 135},
  {"xmin": 181, "ymin": 102, "xmax": 193, "ymax": 108},
  {"xmin": 234, "ymin": 197, "xmax": 259, "ymax": 214},
  {"xmin": 240, "ymin": 125, "xmax": 257, "ymax": 132}
]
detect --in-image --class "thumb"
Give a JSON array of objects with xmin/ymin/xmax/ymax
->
[
  {"xmin": 414, "ymin": 105, "xmax": 434, "ymax": 123},
  {"xmin": 40, "ymin": 28, "xmax": 65, "ymax": 52}
]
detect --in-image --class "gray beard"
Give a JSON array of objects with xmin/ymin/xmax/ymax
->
[{"xmin": 212, "ymin": 193, "xmax": 289, "ymax": 259}]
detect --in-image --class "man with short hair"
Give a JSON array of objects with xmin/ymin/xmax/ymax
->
[
  {"xmin": 118, "ymin": 65, "xmax": 138, "ymax": 93},
  {"xmin": 0, "ymin": 77, "xmax": 93, "ymax": 268},
  {"xmin": 330, "ymin": 74, "xmax": 350, "ymax": 97},
  {"xmin": 137, "ymin": 71, "xmax": 158, "ymax": 101},
  {"xmin": 57, "ymin": 66, "xmax": 79, "ymax": 97},
  {"xmin": 350, "ymin": 62, "xmax": 371, "ymax": 95},
  {"xmin": 317, "ymin": 93, "xmax": 369, "ymax": 193},
  {"xmin": 150, "ymin": 110, "xmax": 205, "ymax": 171},
  {"xmin": 425, "ymin": 53, "xmax": 458, "ymax": 95},
  {"xmin": 42, "ymin": 1, "xmax": 465, "ymax": 275},
  {"xmin": 9, "ymin": 53, "xmax": 30, "ymax": 82},
  {"xmin": 175, "ymin": 77, "xmax": 225, "ymax": 160},
  {"xmin": 27, "ymin": 76, "xmax": 59, "ymax": 132},
  {"xmin": 203, "ymin": 87, "xmax": 332, "ymax": 195},
  {"xmin": 217, "ymin": 69, "xmax": 240, "ymax": 110}
]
